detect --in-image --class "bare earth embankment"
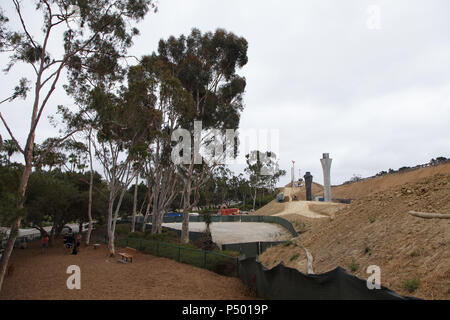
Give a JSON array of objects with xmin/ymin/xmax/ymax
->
[{"xmin": 258, "ymin": 164, "xmax": 450, "ymax": 299}]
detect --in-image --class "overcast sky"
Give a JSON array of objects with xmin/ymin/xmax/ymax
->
[{"xmin": 1, "ymin": 0, "xmax": 449, "ymax": 186}]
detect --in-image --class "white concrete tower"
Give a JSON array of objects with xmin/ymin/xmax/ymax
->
[{"xmin": 320, "ymin": 153, "xmax": 332, "ymax": 202}]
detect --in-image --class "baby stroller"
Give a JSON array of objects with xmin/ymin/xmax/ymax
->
[{"xmin": 63, "ymin": 234, "xmax": 74, "ymax": 251}]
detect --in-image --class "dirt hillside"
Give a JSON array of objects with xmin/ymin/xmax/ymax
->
[
  {"xmin": 260, "ymin": 172, "xmax": 450, "ymax": 299},
  {"xmin": 321, "ymin": 162, "xmax": 450, "ymax": 200}
]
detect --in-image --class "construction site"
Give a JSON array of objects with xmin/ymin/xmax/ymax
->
[{"xmin": 254, "ymin": 160, "xmax": 450, "ymax": 299}]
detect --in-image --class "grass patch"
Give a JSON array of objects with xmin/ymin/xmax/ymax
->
[
  {"xmin": 290, "ymin": 253, "xmax": 300, "ymax": 261},
  {"xmin": 282, "ymin": 240, "xmax": 293, "ymax": 247},
  {"xmin": 364, "ymin": 246, "xmax": 372, "ymax": 255},
  {"xmin": 410, "ymin": 249, "xmax": 421, "ymax": 257},
  {"xmin": 404, "ymin": 278, "xmax": 420, "ymax": 293},
  {"xmin": 349, "ymin": 258, "xmax": 359, "ymax": 272},
  {"xmin": 294, "ymin": 221, "xmax": 308, "ymax": 233}
]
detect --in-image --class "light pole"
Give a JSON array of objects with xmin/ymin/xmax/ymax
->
[
  {"xmin": 291, "ymin": 160, "xmax": 295, "ymax": 188},
  {"xmin": 320, "ymin": 153, "xmax": 332, "ymax": 202}
]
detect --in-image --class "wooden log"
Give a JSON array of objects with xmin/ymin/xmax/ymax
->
[{"xmin": 408, "ymin": 211, "xmax": 450, "ymax": 219}]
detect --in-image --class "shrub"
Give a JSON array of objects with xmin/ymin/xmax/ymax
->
[
  {"xmin": 282, "ymin": 240, "xmax": 292, "ymax": 247},
  {"xmin": 144, "ymin": 229, "xmax": 178, "ymax": 242},
  {"xmin": 404, "ymin": 278, "xmax": 420, "ymax": 293},
  {"xmin": 115, "ymin": 223, "xmax": 131, "ymax": 236},
  {"xmin": 290, "ymin": 253, "xmax": 300, "ymax": 261},
  {"xmin": 364, "ymin": 247, "xmax": 372, "ymax": 255},
  {"xmin": 349, "ymin": 258, "xmax": 359, "ymax": 272},
  {"xmin": 295, "ymin": 222, "xmax": 307, "ymax": 233},
  {"xmin": 410, "ymin": 249, "xmax": 421, "ymax": 257},
  {"xmin": 128, "ymin": 231, "xmax": 144, "ymax": 239}
]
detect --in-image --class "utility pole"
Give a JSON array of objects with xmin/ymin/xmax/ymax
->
[{"xmin": 291, "ymin": 160, "xmax": 295, "ymax": 188}]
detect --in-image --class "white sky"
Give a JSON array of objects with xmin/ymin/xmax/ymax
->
[{"xmin": 1, "ymin": 0, "xmax": 449, "ymax": 186}]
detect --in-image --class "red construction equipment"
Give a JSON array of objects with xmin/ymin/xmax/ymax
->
[{"xmin": 218, "ymin": 208, "xmax": 240, "ymax": 216}]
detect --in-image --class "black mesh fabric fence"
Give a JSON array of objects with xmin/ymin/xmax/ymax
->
[
  {"xmin": 222, "ymin": 241, "xmax": 290, "ymax": 258},
  {"xmin": 238, "ymin": 258, "xmax": 419, "ymax": 300},
  {"xmin": 118, "ymin": 237, "xmax": 239, "ymax": 277}
]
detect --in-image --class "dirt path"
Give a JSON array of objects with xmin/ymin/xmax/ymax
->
[
  {"xmin": 0, "ymin": 242, "xmax": 255, "ymax": 300},
  {"xmin": 273, "ymin": 201, "xmax": 329, "ymax": 219}
]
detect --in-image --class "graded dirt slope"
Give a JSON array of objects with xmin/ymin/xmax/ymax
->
[
  {"xmin": 260, "ymin": 173, "xmax": 450, "ymax": 299},
  {"xmin": 320, "ymin": 162, "xmax": 450, "ymax": 200}
]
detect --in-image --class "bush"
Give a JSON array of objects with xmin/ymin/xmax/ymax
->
[
  {"xmin": 410, "ymin": 249, "xmax": 421, "ymax": 257},
  {"xmin": 349, "ymin": 258, "xmax": 359, "ymax": 272},
  {"xmin": 128, "ymin": 231, "xmax": 144, "ymax": 239},
  {"xmin": 294, "ymin": 221, "xmax": 307, "ymax": 233},
  {"xmin": 404, "ymin": 278, "xmax": 420, "ymax": 293},
  {"xmin": 144, "ymin": 229, "xmax": 178, "ymax": 242},
  {"xmin": 115, "ymin": 223, "xmax": 131, "ymax": 236},
  {"xmin": 290, "ymin": 253, "xmax": 300, "ymax": 261},
  {"xmin": 282, "ymin": 240, "xmax": 292, "ymax": 247}
]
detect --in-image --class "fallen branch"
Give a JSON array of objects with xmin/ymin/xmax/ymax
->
[{"xmin": 408, "ymin": 211, "xmax": 450, "ymax": 219}]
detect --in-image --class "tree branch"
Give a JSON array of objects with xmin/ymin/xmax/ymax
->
[{"xmin": 0, "ymin": 112, "xmax": 24, "ymax": 154}]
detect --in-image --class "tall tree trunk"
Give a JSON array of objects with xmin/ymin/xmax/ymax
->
[
  {"xmin": 86, "ymin": 129, "xmax": 94, "ymax": 245},
  {"xmin": 141, "ymin": 201, "xmax": 151, "ymax": 232},
  {"xmin": 108, "ymin": 187, "xmax": 127, "ymax": 256},
  {"xmin": 131, "ymin": 173, "xmax": 138, "ymax": 233},
  {"xmin": 252, "ymin": 187, "xmax": 257, "ymax": 211},
  {"xmin": 0, "ymin": 146, "xmax": 33, "ymax": 291},
  {"xmin": 106, "ymin": 194, "xmax": 115, "ymax": 256},
  {"xmin": 181, "ymin": 183, "xmax": 191, "ymax": 244}
]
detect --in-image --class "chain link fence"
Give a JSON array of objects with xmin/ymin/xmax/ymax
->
[{"xmin": 118, "ymin": 237, "xmax": 240, "ymax": 277}]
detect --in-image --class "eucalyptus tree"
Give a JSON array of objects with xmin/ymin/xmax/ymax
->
[
  {"xmin": 245, "ymin": 151, "xmax": 286, "ymax": 210},
  {"xmin": 89, "ymin": 85, "xmax": 161, "ymax": 255},
  {"xmin": 125, "ymin": 55, "xmax": 191, "ymax": 234},
  {"xmin": 1, "ymin": 139, "xmax": 19, "ymax": 164},
  {"xmin": 156, "ymin": 28, "xmax": 248, "ymax": 242},
  {"xmin": 0, "ymin": 0, "xmax": 156, "ymax": 287}
]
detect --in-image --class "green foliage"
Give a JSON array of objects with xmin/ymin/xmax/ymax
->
[
  {"xmin": 290, "ymin": 253, "xmax": 300, "ymax": 261},
  {"xmin": 294, "ymin": 221, "xmax": 308, "ymax": 234},
  {"xmin": 283, "ymin": 240, "xmax": 293, "ymax": 247},
  {"xmin": 144, "ymin": 228, "xmax": 178, "ymax": 242},
  {"xmin": 404, "ymin": 278, "xmax": 420, "ymax": 293},
  {"xmin": 20, "ymin": 169, "xmax": 107, "ymax": 236},
  {"xmin": 0, "ymin": 164, "xmax": 24, "ymax": 226},
  {"xmin": 127, "ymin": 231, "xmax": 144, "ymax": 239},
  {"xmin": 410, "ymin": 250, "xmax": 421, "ymax": 257},
  {"xmin": 349, "ymin": 258, "xmax": 359, "ymax": 272},
  {"xmin": 115, "ymin": 223, "xmax": 131, "ymax": 236}
]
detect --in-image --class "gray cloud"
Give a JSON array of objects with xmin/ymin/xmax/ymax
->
[{"xmin": 1, "ymin": 0, "xmax": 449, "ymax": 186}]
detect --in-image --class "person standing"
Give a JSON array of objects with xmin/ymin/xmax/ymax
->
[
  {"xmin": 76, "ymin": 233, "xmax": 82, "ymax": 251},
  {"xmin": 41, "ymin": 233, "xmax": 49, "ymax": 254}
]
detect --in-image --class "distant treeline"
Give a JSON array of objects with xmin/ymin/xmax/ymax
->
[{"xmin": 342, "ymin": 157, "xmax": 449, "ymax": 185}]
